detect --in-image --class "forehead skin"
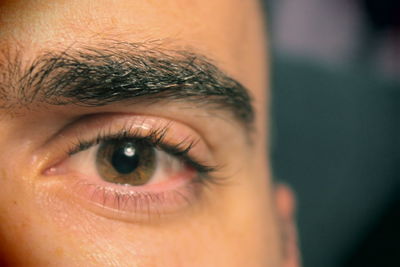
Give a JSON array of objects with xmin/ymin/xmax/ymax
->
[{"xmin": 0, "ymin": 1, "xmax": 279, "ymax": 266}]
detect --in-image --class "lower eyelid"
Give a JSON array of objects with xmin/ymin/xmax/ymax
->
[
  {"xmin": 59, "ymin": 164, "xmax": 197, "ymax": 193},
  {"xmin": 43, "ymin": 175, "xmax": 203, "ymax": 223}
]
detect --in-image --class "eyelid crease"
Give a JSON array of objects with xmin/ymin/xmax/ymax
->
[{"xmin": 44, "ymin": 112, "xmax": 215, "ymax": 151}]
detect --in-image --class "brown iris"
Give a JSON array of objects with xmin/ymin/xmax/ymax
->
[{"xmin": 96, "ymin": 139, "xmax": 156, "ymax": 186}]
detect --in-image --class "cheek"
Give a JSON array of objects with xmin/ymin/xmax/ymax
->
[
  {"xmin": 0, "ymin": 165, "xmax": 83, "ymax": 265},
  {"xmin": 33, "ymin": 178, "xmax": 279, "ymax": 267},
  {"xmin": 0, "ymin": 168, "xmax": 38, "ymax": 264}
]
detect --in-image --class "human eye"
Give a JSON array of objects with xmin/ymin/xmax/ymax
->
[{"xmin": 39, "ymin": 113, "xmax": 219, "ymax": 222}]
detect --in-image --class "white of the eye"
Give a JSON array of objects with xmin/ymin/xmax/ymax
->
[{"xmin": 147, "ymin": 149, "xmax": 186, "ymax": 184}]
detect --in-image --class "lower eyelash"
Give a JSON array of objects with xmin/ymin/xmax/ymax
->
[{"xmin": 68, "ymin": 178, "xmax": 204, "ymax": 221}]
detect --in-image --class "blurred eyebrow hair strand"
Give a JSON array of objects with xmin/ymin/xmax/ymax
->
[{"xmin": 0, "ymin": 41, "xmax": 254, "ymax": 126}]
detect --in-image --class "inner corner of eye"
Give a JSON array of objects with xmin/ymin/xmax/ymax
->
[{"xmin": 42, "ymin": 161, "xmax": 66, "ymax": 176}]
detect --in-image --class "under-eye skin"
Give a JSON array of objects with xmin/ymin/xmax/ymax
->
[{"xmin": 40, "ymin": 114, "xmax": 219, "ymax": 222}]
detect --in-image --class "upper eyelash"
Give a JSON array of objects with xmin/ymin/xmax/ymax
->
[
  {"xmin": 66, "ymin": 124, "xmax": 218, "ymax": 175},
  {"xmin": 67, "ymin": 125, "xmax": 169, "ymax": 155}
]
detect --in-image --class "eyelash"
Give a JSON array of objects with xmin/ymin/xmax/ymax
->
[{"xmin": 66, "ymin": 124, "xmax": 217, "ymax": 181}]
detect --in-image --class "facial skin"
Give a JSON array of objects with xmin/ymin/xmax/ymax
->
[{"xmin": 0, "ymin": 0, "xmax": 299, "ymax": 266}]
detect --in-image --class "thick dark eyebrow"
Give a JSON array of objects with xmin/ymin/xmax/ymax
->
[{"xmin": 0, "ymin": 41, "xmax": 254, "ymax": 126}]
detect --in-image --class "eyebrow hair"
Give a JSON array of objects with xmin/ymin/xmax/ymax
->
[{"xmin": 0, "ymin": 41, "xmax": 254, "ymax": 126}]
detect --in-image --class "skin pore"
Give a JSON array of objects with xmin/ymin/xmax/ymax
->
[{"xmin": 0, "ymin": 0, "xmax": 299, "ymax": 266}]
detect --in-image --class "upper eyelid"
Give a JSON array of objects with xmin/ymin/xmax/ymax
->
[
  {"xmin": 45, "ymin": 112, "xmax": 213, "ymax": 150},
  {"xmin": 66, "ymin": 117, "xmax": 200, "ymax": 155}
]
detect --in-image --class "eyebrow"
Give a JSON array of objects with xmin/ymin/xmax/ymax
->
[{"xmin": 0, "ymin": 41, "xmax": 254, "ymax": 126}]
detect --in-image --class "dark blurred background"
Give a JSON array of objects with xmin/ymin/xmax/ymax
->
[{"xmin": 263, "ymin": 1, "xmax": 400, "ymax": 266}]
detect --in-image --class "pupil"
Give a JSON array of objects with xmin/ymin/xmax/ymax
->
[{"xmin": 111, "ymin": 142, "xmax": 139, "ymax": 174}]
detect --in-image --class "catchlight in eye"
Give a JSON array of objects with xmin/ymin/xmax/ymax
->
[{"xmin": 96, "ymin": 139, "xmax": 156, "ymax": 186}]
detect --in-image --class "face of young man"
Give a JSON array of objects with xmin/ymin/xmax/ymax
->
[{"xmin": 0, "ymin": 0, "xmax": 298, "ymax": 266}]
